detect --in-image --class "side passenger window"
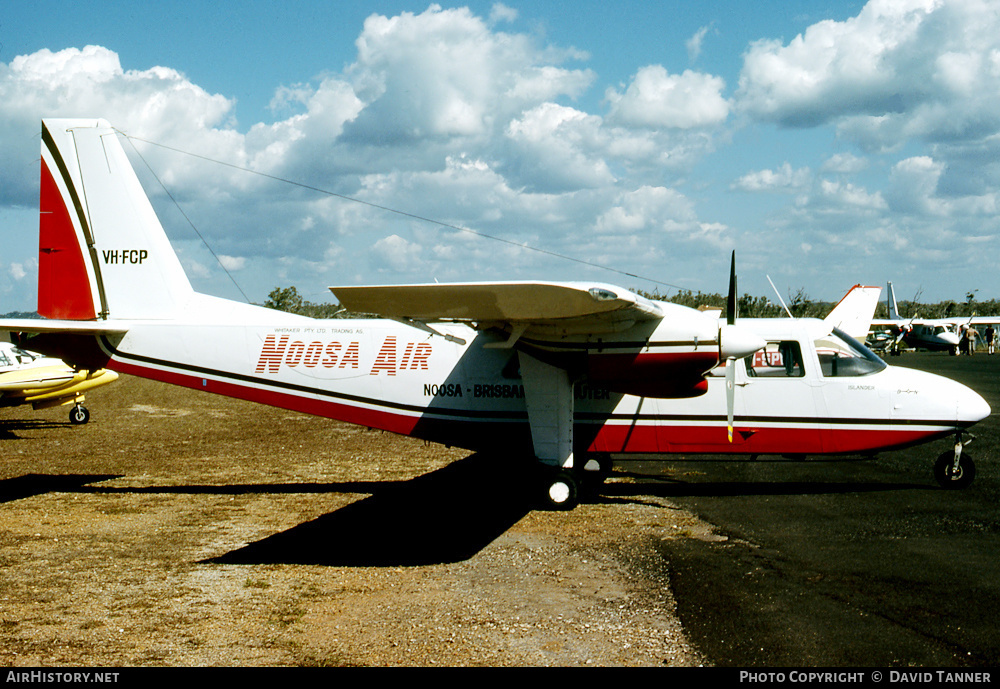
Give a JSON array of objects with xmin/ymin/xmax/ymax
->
[{"xmin": 744, "ymin": 341, "xmax": 805, "ymax": 377}]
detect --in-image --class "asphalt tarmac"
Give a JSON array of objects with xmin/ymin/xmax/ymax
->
[{"xmin": 617, "ymin": 352, "xmax": 1000, "ymax": 667}]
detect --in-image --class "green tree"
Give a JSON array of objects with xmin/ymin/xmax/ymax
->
[
  {"xmin": 262, "ymin": 286, "xmax": 348, "ymax": 318},
  {"xmin": 264, "ymin": 286, "xmax": 305, "ymax": 313}
]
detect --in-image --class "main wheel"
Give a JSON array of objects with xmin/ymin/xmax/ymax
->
[
  {"xmin": 69, "ymin": 405, "xmax": 90, "ymax": 425},
  {"xmin": 540, "ymin": 469, "xmax": 579, "ymax": 511},
  {"xmin": 934, "ymin": 451, "xmax": 975, "ymax": 489}
]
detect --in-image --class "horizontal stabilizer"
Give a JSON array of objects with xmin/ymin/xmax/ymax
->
[{"xmin": 0, "ymin": 319, "xmax": 128, "ymax": 336}]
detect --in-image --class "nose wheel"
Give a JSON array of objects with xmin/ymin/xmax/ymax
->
[{"xmin": 934, "ymin": 434, "xmax": 976, "ymax": 489}]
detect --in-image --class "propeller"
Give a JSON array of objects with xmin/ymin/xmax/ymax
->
[
  {"xmin": 717, "ymin": 252, "xmax": 765, "ymax": 443},
  {"xmin": 725, "ymin": 252, "xmax": 737, "ymax": 442}
]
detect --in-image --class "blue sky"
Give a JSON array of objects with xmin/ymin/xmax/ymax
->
[{"xmin": 2, "ymin": 0, "xmax": 999, "ymax": 312}]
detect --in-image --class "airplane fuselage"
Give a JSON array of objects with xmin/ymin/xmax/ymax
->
[
  {"xmin": 902, "ymin": 323, "xmax": 961, "ymax": 352},
  {"xmin": 93, "ymin": 308, "xmax": 987, "ymax": 460}
]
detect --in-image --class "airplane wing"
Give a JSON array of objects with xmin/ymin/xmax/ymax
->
[
  {"xmin": 963, "ymin": 317, "xmax": 1000, "ymax": 327},
  {"xmin": 329, "ymin": 281, "xmax": 663, "ymax": 335}
]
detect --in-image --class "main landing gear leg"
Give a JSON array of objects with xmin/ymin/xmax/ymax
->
[{"xmin": 934, "ymin": 433, "xmax": 976, "ymax": 489}]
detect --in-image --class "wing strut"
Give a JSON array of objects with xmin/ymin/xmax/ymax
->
[
  {"xmin": 385, "ymin": 316, "xmax": 467, "ymax": 345},
  {"xmin": 519, "ymin": 352, "xmax": 575, "ymax": 470}
]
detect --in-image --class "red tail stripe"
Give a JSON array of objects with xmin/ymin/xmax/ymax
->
[{"xmin": 38, "ymin": 160, "xmax": 95, "ymax": 320}]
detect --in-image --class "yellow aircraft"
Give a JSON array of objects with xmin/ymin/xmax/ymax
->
[{"xmin": 0, "ymin": 340, "xmax": 117, "ymax": 424}]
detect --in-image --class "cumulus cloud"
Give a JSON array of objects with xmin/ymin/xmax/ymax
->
[
  {"xmin": 821, "ymin": 152, "xmax": 869, "ymax": 175},
  {"xmin": 218, "ymin": 255, "xmax": 247, "ymax": 271},
  {"xmin": 9, "ymin": 2, "xmax": 998, "ymax": 308},
  {"xmin": 606, "ymin": 65, "xmax": 729, "ymax": 130},
  {"xmin": 815, "ymin": 180, "xmax": 887, "ymax": 211},
  {"xmin": 8, "ymin": 262, "xmax": 27, "ymax": 280},
  {"xmin": 371, "ymin": 233, "xmax": 423, "ymax": 272},
  {"xmin": 489, "ymin": 3, "xmax": 519, "ymax": 24},
  {"xmin": 1, "ymin": 3, "xmax": 744, "ymax": 303},
  {"xmin": 342, "ymin": 5, "xmax": 593, "ymax": 145},
  {"xmin": 736, "ymin": 0, "xmax": 1000, "ymax": 150},
  {"xmin": 594, "ymin": 186, "xmax": 696, "ymax": 235},
  {"xmin": 0, "ymin": 45, "xmax": 240, "ymax": 206},
  {"xmin": 504, "ymin": 103, "xmax": 615, "ymax": 192},
  {"xmin": 886, "ymin": 154, "xmax": 1000, "ymax": 217},
  {"xmin": 733, "ymin": 163, "xmax": 812, "ymax": 192}
]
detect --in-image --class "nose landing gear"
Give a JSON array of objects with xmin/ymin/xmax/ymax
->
[{"xmin": 934, "ymin": 433, "xmax": 976, "ymax": 489}]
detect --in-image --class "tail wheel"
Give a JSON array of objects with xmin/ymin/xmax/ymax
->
[
  {"xmin": 934, "ymin": 451, "xmax": 975, "ymax": 489},
  {"xmin": 69, "ymin": 405, "xmax": 90, "ymax": 425}
]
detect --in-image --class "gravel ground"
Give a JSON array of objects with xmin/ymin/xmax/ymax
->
[{"xmin": 0, "ymin": 375, "xmax": 710, "ymax": 667}]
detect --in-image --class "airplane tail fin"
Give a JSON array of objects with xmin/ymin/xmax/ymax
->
[
  {"xmin": 38, "ymin": 118, "xmax": 194, "ymax": 321},
  {"xmin": 886, "ymin": 281, "xmax": 901, "ymax": 321},
  {"xmin": 824, "ymin": 285, "xmax": 882, "ymax": 342}
]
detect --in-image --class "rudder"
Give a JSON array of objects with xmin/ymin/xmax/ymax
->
[{"xmin": 39, "ymin": 119, "xmax": 194, "ymax": 321}]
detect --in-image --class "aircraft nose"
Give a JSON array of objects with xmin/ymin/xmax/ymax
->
[
  {"xmin": 719, "ymin": 323, "xmax": 766, "ymax": 361},
  {"xmin": 942, "ymin": 332, "xmax": 961, "ymax": 346},
  {"xmin": 958, "ymin": 386, "xmax": 991, "ymax": 425}
]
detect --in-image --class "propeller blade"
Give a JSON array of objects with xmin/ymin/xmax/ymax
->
[
  {"xmin": 726, "ymin": 360, "xmax": 735, "ymax": 443},
  {"xmin": 727, "ymin": 250, "xmax": 737, "ymax": 325},
  {"xmin": 723, "ymin": 250, "xmax": 752, "ymax": 443}
]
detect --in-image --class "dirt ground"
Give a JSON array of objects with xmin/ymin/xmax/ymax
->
[{"xmin": 0, "ymin": 375, "xmax": 711, "ymax": 667}]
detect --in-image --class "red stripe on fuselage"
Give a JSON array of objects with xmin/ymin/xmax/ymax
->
[
  {"xmin": 108, "ymin": 359, "xmax": 423, "ymax": 436},
  {"xmin": 586, "ymin": 422, "xmax": 952, "ymax": 455},
  {"xmin": 110, "ymin": 359, "xmax": 952, "ymax": 458}
]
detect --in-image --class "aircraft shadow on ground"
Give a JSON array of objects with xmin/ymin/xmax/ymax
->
[
  {"xmin": 0, "ymin": 455, "xmax": 534, "ymax": 566},
  {"xmin": 0, "ymin": 419, "xmax": 74, "ymax": 439},
  {"xmin": 0, "ymin": 473, "xmax": 121, "ymax": 503},
  {"xmin": 208, "ymin": 453, "xmax": 534, "ymax": 567},
  {"xmin": 600, "ymin": 469, "xmax": 931, "ymax": 500}
]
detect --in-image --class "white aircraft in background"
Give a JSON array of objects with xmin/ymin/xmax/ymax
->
[
  {"xmin": 0, "ymin": 119, "xmax": 989, "ymax": 508},
  {"xmin": 0, "ymin": 340, "xmax": 117, "ymax": 424},
  {"xmin": 871, "ymin": 282, "xmax": 1000, "ymax": 355},
  {"xmin": 872, "ymin": 282, "xmax": 969, "ymax": 355}
]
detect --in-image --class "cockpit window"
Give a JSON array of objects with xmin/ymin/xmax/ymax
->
[
  {"xmin": 816, "ymin": 327, "xmax": 887, "ymax": 377},
  {"xmin": 0, "ymin": 347, "xmax": 38, "ymax": 367},
  {"xmin": 744, "ymin": 341, "xmax": 805, "ymax": 377},
  {"xmin": 11, "ymin": 347, "xmax": 36, "ymax": 365}
]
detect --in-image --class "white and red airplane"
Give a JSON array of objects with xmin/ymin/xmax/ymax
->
[{"xmin": 0, "ymin": 119, "xmax": 989, "ymax": 507}]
